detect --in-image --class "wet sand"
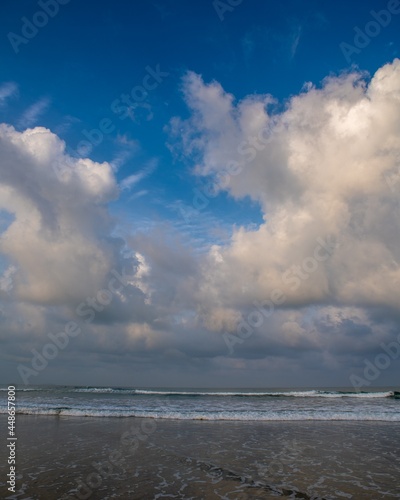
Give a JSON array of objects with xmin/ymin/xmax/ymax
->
[{"xmin": 1, "ymin": 415, "xmax": 400, "ymax": 499}]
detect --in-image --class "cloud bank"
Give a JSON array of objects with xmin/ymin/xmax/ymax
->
[
  {"xmin": 170, "ymin": 59, "xmax": 400, "ymax": 312},
  {"xmin": 1, "ymin": 59, "xmax": 400, "ymax": 386}
]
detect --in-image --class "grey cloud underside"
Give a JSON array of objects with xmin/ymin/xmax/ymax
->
[{"xmin": 1, "ymin": 60, "xmax": 400, "ymax": 385}]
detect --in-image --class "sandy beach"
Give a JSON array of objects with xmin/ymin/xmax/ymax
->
[{"xmin": 1, "ymin": 415, "xmax": 400, "ymax": 499}]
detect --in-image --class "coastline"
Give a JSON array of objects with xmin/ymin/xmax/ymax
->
[{"xmin": 1, "ymin": 415, "xmax": 400, "ymax": 499}]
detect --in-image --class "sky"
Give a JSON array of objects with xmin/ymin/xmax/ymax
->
[{"xmin": 0, "ymin": 0, "xmax": 400, "ymax": 388}]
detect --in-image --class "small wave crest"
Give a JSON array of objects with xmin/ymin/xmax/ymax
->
[
  {"xmin": 130, "ymin": 389, "xmax": 396, "ymax": 399},
  {"xmin": 2, "ymin": 406, "xmax": 400, "ymax": 421},
  {"xmin": 1, "ymin": 386, "xmax": 397, "ymax": 399}
]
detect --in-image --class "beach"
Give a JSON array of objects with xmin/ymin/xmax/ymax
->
[{"xmin": 1, "ymin": 415, "xmax": 400, "ymax": 499}]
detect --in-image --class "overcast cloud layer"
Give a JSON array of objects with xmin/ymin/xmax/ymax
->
[{"xmin": 1, "ymin": 60, "xmax": 400, "ymax": 387}]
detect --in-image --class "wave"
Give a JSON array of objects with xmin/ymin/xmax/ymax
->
[
  {"xmin": 1, "ymin": 386, "xmax": 398, "ymax": 398},
  {"xmin": 73, "ymin": 387, "xmax": 126, "ymax": 394},
  {"xmin": 3, "ymin": 406, "xmax": 400, "ymax": 421},
  {"xmin": 122, "ymin": 389, "xmax": 398, "ymax": 399}
]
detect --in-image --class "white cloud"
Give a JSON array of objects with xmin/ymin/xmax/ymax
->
[
  {"xmin": 0, "ymin": 124, "xmax": 118, "ymax": 304},
  {"xmin": 2, "ymin": 61, "xmax": 400, "ymax": 385},
  {"xmin": 119, "ymin": 158, "xmax": 157, "ymax": 191},
  {"xmin": 115, "ymin": 134, "xmax": 140, "ymax": 149},
  {"xmin": 170, "ymin": 59, "xmax": 400, "ymax": 320},
  {"xmin": 18, "ymin": 97, "xmax": 51, "ymax": 128},
  {"xmin": 111, "ymin": 135, "xmax": 141, "ymax": 171},
  {"xmin": 290, "ymin": 25, "xmax": 302, "ymax": 59},
  {"xmin": 0, "ymin": 264, "xmax": 16, "ymax": 292},
  {"xmin": 120, "ymin": 171, "xmax": 147, "ymax": 190},
  {"xmin": 0, "ymin": 82, "xmax": 18, "ymax": 106}
]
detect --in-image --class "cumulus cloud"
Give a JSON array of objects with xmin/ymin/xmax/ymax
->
[
  {"xmin": 0, "ymin": 124, "xmax": 120, "ymax": 304},
  {"xmin": 170, "ymin": 60, "xmax": 400, "ymax": 320},
  {"xmin": 143, "ymin": 58, "xmax": 400, "ymax": 385},
  {"xmin": 0, "ymin": 124, "xmax": 211, "ymax": 382},
  {"xmin": 2, "ymin": 60, "xmax": 400, "ymax": 386}
]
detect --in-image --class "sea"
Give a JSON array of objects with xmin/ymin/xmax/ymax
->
[
  {"xmin": 2, "ymin": 385, "xmax": 399, "ymax": 421},
  {"xmin": 2, "ymin": 385, "xmax": 400, "ymax": 498}
]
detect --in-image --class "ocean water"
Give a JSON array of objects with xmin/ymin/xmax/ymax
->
[
  {"xmin": 2, "ymin": 385, "xmax": 399, "ymax": 421},
  {"xmin": 2, "ymin": 386, "xmax": 400, "ymax": 498}
]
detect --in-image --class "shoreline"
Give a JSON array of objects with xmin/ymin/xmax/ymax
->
[{"xmin": 1, "ymin": 415, "xmax": 400, "ymax": 499}]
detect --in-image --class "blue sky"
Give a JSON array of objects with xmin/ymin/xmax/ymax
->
[{"xmin": 1, "ymin": 0, "xmax": 400, "ymax": 387}]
